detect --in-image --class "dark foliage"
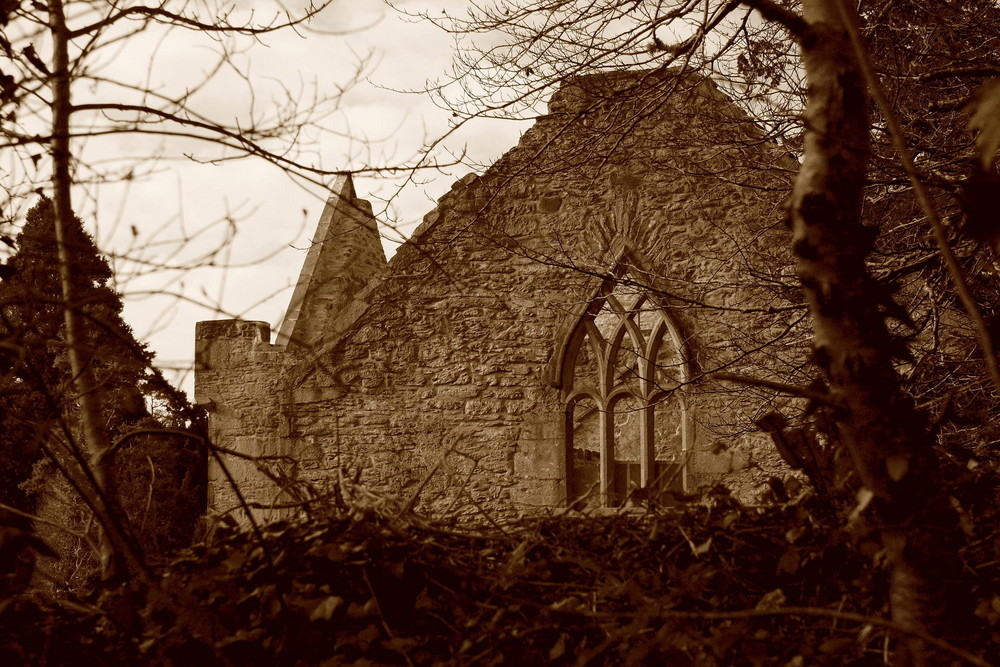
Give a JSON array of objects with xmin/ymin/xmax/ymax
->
[
  {"xmin": 0, "ymin": 198, "xmax": 205, "ymax": 594},
  {"xmin": 0, "ymin": 196, "xmax": 149, "ymax": 516},
  {"xmin": 0, "ymin": 197, "xmax": 153, "ymax": 430},
  {"xmin": 111, "ymin": 426, "xmax": 208, "ymax": 558},
  {"xmin": 0, "ymin": 198, "xmax": 197, "ymax": 513},
  {"xmin": 1, "ymin": 477, "xmax": 996, "ymax": 666}
]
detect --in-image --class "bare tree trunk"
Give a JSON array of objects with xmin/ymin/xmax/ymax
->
[
  {"xmin": 792, "ymin": 1, "xmax": 963, "ymax": 662},
  {"xmin": 49, "ymin": 0, "xmax": 135, "ymax": 583}
]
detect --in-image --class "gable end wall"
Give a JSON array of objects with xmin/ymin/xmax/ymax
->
[{"xmin": 195, "ymin": 70, "xmax": 802, "ymax": 520}]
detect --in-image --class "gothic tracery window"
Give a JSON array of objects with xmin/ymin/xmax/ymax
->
[{"xmin": 562, "ymin": 280, "xmax": 689, "ymax": 508}]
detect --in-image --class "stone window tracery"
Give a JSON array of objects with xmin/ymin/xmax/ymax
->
[{"xmin": 561, "ymin": 280, "xmax": 689, "ymax": 508}]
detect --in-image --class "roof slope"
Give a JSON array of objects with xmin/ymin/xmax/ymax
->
[{"xmin": 276, "ymin": 174, "xmax": 386, "ymax": 349}]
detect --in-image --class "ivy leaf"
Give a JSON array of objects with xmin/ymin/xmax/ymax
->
[
  {"xmin": 548, "ymin": 633, "xmax": 567, "ymax": 661},
  {"xmin": 967, "ymin": 79, "xmax": 1000, "ymax": 170},
  {"xmin": 309, "ymin": 595, "xmax": 343, "ymax": 622},
  {"xmin": 754, "ymin": 588, "xmax": 786, "ymax": 612},
  {"xmin": 886, "ymin": 455, "xmax": 909, "ymax": 482},
  {"xmin": 692, "ymin": 537, "xmax": 712, "ymax": 556}
]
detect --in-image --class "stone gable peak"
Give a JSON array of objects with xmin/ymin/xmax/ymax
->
[{"xmin": 275, "ymin": 173, "xmax": 387, "ymax": 350}]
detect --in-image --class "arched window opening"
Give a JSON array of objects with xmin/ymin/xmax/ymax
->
[
  {"xmin": 610, "ymin": 394, "xmax": 642, "ymax": 506},
  {"xmin": 567, "ymin": 395, "xmax": 601, "ymax": 504},
  {"xmin": 562, "ymin": 280, "xmax": 689, "ymax": 508}
]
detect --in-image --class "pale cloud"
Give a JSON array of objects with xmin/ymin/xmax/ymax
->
[{"xmin": 53, "ymin": 0, "xmax": 530, "ymax": 395}]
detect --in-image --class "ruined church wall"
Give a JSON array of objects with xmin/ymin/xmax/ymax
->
[
  {"xmin": 194, "ymin": 319, "xmax": 294, "ymax": 519},
  {"xmin": 278, "ymin": 72, "xmax": 804, "ymax": 514}
]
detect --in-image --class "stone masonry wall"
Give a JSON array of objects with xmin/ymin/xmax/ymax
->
[
  {"xmin": 277, "ymin": 176, "xmax": 387, "ymax": 349},
  {"xmin": 194, "ymin": 320, "xmax": 290, "ymax": 520},
  {"xmin": 196, "ymin": 69, "xmax": 806, "ymax": 520}
]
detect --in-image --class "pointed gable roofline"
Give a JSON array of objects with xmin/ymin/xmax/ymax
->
[{"xmin": 276, "ymin": 173, "xmax": 386, "ymax": 349}]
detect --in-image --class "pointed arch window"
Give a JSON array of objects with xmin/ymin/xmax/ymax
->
[{"xmin": 561, "ymin": 280, "xmax": 690, "ymax": 508}]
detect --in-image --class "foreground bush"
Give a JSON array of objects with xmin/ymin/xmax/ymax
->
[{"xmin": 1, "ymin": 485, "xmax": 997, "ymax": 666}]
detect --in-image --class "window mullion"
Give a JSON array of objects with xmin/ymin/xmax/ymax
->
[
  {"xmin": 641, "ymin": 400, "xmax": 654, "ymax": 491},
  {"xmin": 599, "ymin": 398, "xmax": 613, "ymax": 507}
]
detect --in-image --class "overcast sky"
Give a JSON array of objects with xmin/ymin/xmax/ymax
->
[{"xmin": 73, "ymin": 0, "xmax": 530, "ymax": 394}]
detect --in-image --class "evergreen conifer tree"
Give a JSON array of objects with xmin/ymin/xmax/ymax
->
[{"xmin": 0, "ymin": 197, "xmax": 188, "ymax": 513}]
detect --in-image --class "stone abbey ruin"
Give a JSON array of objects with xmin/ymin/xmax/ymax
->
[{"xmin": 194, "ymin": 69, "xmax": 802, "ymax": 519}]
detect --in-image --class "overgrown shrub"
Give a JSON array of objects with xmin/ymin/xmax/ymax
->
[{"xmin": 3, "ymin": 483, "xmax": 997, "ymax": 665}]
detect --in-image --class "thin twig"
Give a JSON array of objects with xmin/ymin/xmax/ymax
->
[
  {"xmin": 552, "ymin": 604, "xmax": 992, "ymax": 667},
  {"xmin": 833, "ymin": 0, "xmax": 1000, "ymax": 395},
  {"xmin": 396, "ymin": 443, "xmax": 458, "ymax": 518},
  {"xmin": 140, "ymin": 456, "xmax": 155, "ymax": 537},
  {"xmin": 713, "ymin": 372, "xmax": 835, "ymax": 406},
  {"xmin": 0, "ymin": 501, "xmax": 95, "ymax": 544}
]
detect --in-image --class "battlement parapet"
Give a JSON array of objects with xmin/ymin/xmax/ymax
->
[
  {"xmin": 196, "ymin": 319, "xmax": 271, "ymax": 343},
  {"xmin": 194, "ymin": 319, "xmax": 281, "ymax": 408}
]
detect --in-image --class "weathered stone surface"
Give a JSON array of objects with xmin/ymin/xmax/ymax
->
[
  {"xmin": 195, "ymin": 69, "xmax": 804, "ymax": 521},
  {"xmin": 276, "ymin": 175, "xmax": 387, "ymax": 349}
]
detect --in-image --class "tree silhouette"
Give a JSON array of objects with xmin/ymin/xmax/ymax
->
[
  {"xmin": 0, "ymin": 197, "xmax": 197, "ymax": 532},
  {"xmin": 4, "ymin": 199, "xmax": 152, "ymax": 413}
]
